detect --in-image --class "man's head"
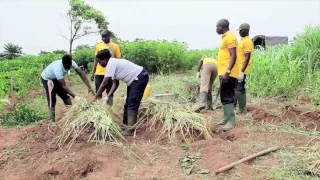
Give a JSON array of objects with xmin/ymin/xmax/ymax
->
[
  {"xmin": 238, "ymin": 23, "xmax": 250, "ymax": 37},
  {"xmin": 62, "ymin": 54, "xmax": 72, "ymax": 70},
  {"xmin": 101, "ymin": 29, "xmax": 112, "ymax": 44},
  {"xmin": 96, "ymin": 49, "xmax": 112, "ymax": 67},
  {"xmin": 216, "ymin": 19, "xmax": 229, "ymax": 35}
]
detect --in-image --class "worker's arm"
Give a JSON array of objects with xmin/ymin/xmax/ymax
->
[
  {"xmin": 241, "ymin": 41, "xmax": 253, "ymax": 72},
  {"xmin": 93, "ymin": 77, "xmax": 111, "ymax": 101},
  {"xmin": 107, "ymin": 80, "xmax": 119, "ymax": 98},
  {"xmin": 91, "ymin": 45, "xmax": 100, "ymax": 81},
  {"xmin": 57, "ymin": 79, "xmax": 76, "ymax": 98},
  {"xmin": 74, "ymin": 67, "xmax": 95, "ymax": 95},
  {"xmin": 241, "ymin": 53, "xmax": 251, "ymax": 72},
  {"xmin": 114, "ymin": 44, "xmax": 121, "ymax": 58},
  {"xmin": 197, "ymin": 59, "xmax": 204, "ymax": 72},
  {"xmin": 227, "ymin": 47, "xmax": 237, "ymax": 72}
]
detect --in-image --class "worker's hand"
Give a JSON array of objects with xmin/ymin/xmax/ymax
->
[
  {"xmin": 237, "ymin": 72, "xmax": 244, "ymax": 83},
  {"xmin": 74, "ymin": 96, "xmax": 81, "ymax": 101},
  {"xmin": 90, "ymin": 75, "xmax": 94, "ymax": 82},
  {"xmin": 196, "ymin": 72, "xmax": 200, "ymax": 79},
  {"xmin": 90, "ymin": 97, "xmax": 98, "ymax": 103},
  {"xmin": 88, "ymin": 87, "xmax": 95, "ymax": 95},
  {"xmin": 222, "ymin": 72, "xmax": 230, "ymax": 83}
]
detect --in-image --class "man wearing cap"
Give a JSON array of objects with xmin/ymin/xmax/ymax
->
[
  {"xmin": 234, "ymin": 23, "xmax": 253, "ymax": 114},
  {"xmin": 216, "ymin": 19, "xmax": 239, "ymax": 131}
]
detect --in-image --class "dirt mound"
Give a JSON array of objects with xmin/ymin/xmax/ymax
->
[{"xmin": 247, "ymin": 105, "xmax": 320, "ymax": 130}]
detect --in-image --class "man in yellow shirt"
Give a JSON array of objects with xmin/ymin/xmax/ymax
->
[
  {"xmin": 234, "ymin": 23, "xmax": 253, "ymax": 114},
  {"xmin": 90, "ymin": 29, "xmax": 121, "ymax": 106},
  {"xmin": 216, "ymin": 19, "xmax": 239, "ymax": 131},
  {"xmin": 195, "ymin": 58, "xmax": 218, "ymax": 113}
]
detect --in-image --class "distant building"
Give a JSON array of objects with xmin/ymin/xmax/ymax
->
[{"xmin": 252, "ymin": 35, "xmax": 289, "ymax": 49}]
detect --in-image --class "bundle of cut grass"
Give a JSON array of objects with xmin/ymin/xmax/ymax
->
[
  {"xmin": 140, "ymin": 98, "xmax": 212, "ymax": 142},
  {"xmin": 53, "ymin": 98, "xmax": 124, "ymax": 149},
  {"xmin": 308, "ymin": 160, "xmax": 320, "ymax": 176}
]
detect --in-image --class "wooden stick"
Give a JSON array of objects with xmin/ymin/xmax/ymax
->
[{"xmin": 215, "ymin": 146, "xmax": 281, "ymax": 174}]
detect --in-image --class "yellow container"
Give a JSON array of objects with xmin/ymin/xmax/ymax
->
[{"xmin": 143, "ymin": 84, "xmax": 151, "ymax": 99}]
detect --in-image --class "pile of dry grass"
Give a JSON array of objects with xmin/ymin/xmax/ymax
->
[
  {"xmin": 140, "ymin": 98, "xmax": 212, "ymax": 142},
  {"xmin": 53, "ymin": 98, "xmax": 124, "ymax": 149}
]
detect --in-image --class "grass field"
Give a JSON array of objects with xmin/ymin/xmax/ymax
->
[{"xmin": 0, "ymin": 72, "xmax": 319, "ymax": 180}]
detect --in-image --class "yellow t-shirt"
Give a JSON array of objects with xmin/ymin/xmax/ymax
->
[
  {"xmin": 203, "ymin": 58, "xmax": 218, "ymax": 66},
  {"xmin": 94, "ymin": 41, "xmax": 121, "ymax": 75},
  {"xmin": 217, "ymin": 30, "xmax": 239, "ymax": 78},
  {"xmin": 237, "ymin": 36, "xmax": 253, "ymax": 75}
]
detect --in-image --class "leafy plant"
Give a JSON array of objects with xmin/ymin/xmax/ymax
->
[{"xmin": 0, "ymin": 103, "xmax": 46, "ymax": 126}]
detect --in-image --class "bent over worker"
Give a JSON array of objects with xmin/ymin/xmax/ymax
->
[
  {"xmin": 91, "ymin": 49, "xmax": 149, "ymax": 136},
  {"xmin": 195, "ymin": 58, "xmax": 218, "ymax": 113},
  {"xmin": 41, "ymin": 54, "xmax": 94, "ymax": 127},
  {"xmin": 216, "ymin": 19, "xmax": 239, "ymax": 131},
  {"xmin": 235, "ymin": 23, "xmax": 253, "ymax": 114},
  {"xmin": 91, "ymin": 29, "xmax": 121, "ymax": 106}
]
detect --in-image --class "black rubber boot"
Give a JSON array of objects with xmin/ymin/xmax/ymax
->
[
  {"xmin": 64, "ymin": 97, "xmax": 72, "ymax": 106},
  {"xmin": 195, "ymin": 91, "xmax": 207, "ymax": 113},
  {"xmin": 123, "ymin": 110, "xmax": 138, "ymax": 136},
  {"xmin": 106, "ymin": 95, "xmax": 114, "ymax": 106}
]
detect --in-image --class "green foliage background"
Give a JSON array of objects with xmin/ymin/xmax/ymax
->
[{"xmin": 0, "ymin": 26, "xmax": 319, "ymax": 103}]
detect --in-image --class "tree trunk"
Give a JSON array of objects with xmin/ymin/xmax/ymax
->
[{"xmin": 69, "ymin": 39, "xmax": 73, "ymax": 56}]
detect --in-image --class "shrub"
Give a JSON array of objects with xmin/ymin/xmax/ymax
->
[
  {"xmin": 72, "ymin": 48, "xmax": 94, "ymax": 73},
  {"xmin": 0, "ymin": 103, "xmax": 46, "ymax": 126}
]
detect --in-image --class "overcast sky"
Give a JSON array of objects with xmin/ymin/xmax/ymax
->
[{"xmin": 0, "ymin": 0, "xmax": 319, "ymax": 55}]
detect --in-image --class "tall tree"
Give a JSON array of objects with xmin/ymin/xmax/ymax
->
[
  {"xmin": 1, "ymin": 43, "xmax": 23, "ymax": 60},
  {"xmin": 61, "ymin": 0, "xmax": 109, "ymax": 55}
]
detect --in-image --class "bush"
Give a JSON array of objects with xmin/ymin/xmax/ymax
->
[
  {"xmin": 72, "ymin": 48, "xmax": 94, "ymax": 73},
  {"xmin": 120, "ymin": 39, "xmax": 188, "ymax": 73},
  {"xmin": 0, "ymin": 103, "xmax": 46, "ymax": 126}
]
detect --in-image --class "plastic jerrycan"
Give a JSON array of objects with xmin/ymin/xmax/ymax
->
[{"xmin": 143, "ymin": 84, "xmax": 151, "ymax": 99}]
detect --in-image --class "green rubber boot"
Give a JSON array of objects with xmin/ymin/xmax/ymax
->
[
  {"xmin": 48, "ymin": 107, "xmax": 55, "ymax": 123},
  {"xmin": 195, "ymin": 91, "xmax": 207, "ymax": 113},
  {"xmin": 64, "ymin": 97, "xmax": 72, "ymax": 106},
  {"xmin": 218, "ymin": 104, "xmax": 229, "ymax": 125},
  {"xmin": 206, "ymin": 92, "xmax": 213, "ymax": 110},
  {"xmin": 106, "ymin": 95, "xmax": 114, "ymax": 106},
  {"xmin": 123, "ymin": 110, "xmax": 138, "ymax": 136},
  {"xmin": 237, "ymin": 93, "xmax": 247, "ymax": 114},
  {"xmin": 221, "ymin": 103, "xmax": 236, "ymax": 131}
]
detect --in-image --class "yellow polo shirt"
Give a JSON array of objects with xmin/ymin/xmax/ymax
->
[
  {"xmin": 217, "ymin": 30, "xmax": 239, "ymax": 78},
  {"xmin": 94, "ymin": 41, "xmax": 121, "ymax": 75},
  {"xmin": 237, "ymin": 36, "xmax": 253, "ymax": 75},
  {"xmin": 203, "ymin": 58, "xmax": 218, "ymax": 66}
]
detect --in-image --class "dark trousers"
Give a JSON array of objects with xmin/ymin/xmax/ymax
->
[
  {"xmin": 234, "ymin": 75, "xmax": 246, "ymax": 95},
  {"xmin": 41, "ymin": 78, "xmax": 70, "ymax": 107},
  {"xmin": 219, "ymin": 77, "xmax": 237, "ymax": 105},
  {"xmin": 95, "ymin": 75, "xmax": 113, "ymax": 98},
  {"xmin": 123, "ymin": 69, "xmax": 149, "ymax": 124}
]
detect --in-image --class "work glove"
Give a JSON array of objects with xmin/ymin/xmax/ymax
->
[
  {"xmin": 196, "ymin": 72, "xmax": 200, "ymax": 79},
  {"xmin": 238, "ymin": 72, "xmax": 245, "ymax": 83},
  {"xmin": 74, "ymin": 96, "xmax": 81, "ymax": 101}
]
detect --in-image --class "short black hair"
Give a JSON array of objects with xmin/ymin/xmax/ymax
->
[
  {"xmin": 62, "ymin": 54, "xmax": 72, "ymax": 69},
  {"xmin": 218, "ymin": 19, "xmax": 229, "ymax": 29},
  {"xmin": 101, "ymin": 29, "xmax": 112, "ymax": 37},
  {"xmin": 96, "ymin": 49, "xmax": 112, "ymax": 60}
]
